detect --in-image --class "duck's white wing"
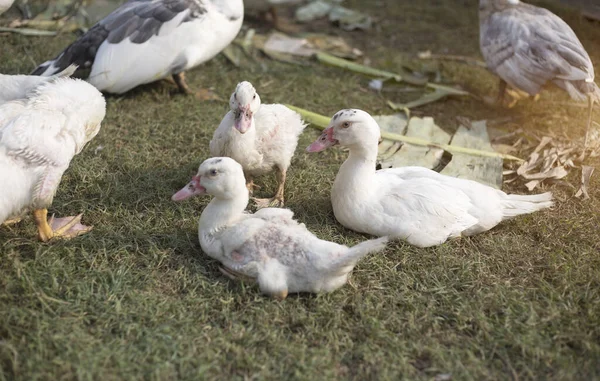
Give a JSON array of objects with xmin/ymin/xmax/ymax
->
[
  {"xmin": 377, "ymin": 172, "xmax": 478, "ymax": 246},
  {"xmin": 209, "ymin": 112, "xmax": 234, "ymax": 157},
  {"xmin": 0, "ymin": 107, "xmax": 83, "ymax": 200},
  {"xmin": 255, "ymin": 104, "xmax": 305, "ymax": 150},
  {"xmin": 0, "ymin": 108, "xmax": 79, "ymax": 168},
  {"xmin": 481, "ymin": 5, "xmax": 593, "ymax": 96},
  {"xmin": 252, "ymin": 207, "xmax": 299, "ymax": 226}
]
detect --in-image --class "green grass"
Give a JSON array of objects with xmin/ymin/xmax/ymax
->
[{"xmin": 2, "ymin": 0, "xmax": 600, "ymax": 379}]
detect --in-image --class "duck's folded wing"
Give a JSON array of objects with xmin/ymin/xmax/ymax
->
[
  {"xmin": 0, "ymin": 108, "xmax": 77, "ymax": 168},
  {"xmin": 481, "ymin": 9, "xmax": 592, "ymax": 95},
  {"xmin": 379, "ymin": 176, "xmax": 479, "ymax": 236},
  {"xmin": 252, "ymin": 208, "xmax": 297, "ymax": 225}
]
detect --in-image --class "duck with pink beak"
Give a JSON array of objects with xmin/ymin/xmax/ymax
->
[
  {"xmin": 209, "ymin": 81, "xmax": 306, "ymax": 209},
  {"xmin": 171, "ymin": 156, "xmax": 389, "ymax": 299},
  {"xmin": 306, "ymin": 108, "xmax": 554, "ymax": 248}
]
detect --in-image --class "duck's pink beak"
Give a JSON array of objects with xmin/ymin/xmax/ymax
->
[
  {"xmin": 172, "ymin": 175, "xmax": 206, "ymax": 201},
  {"xmin": 306, "ymin": 127, "xmax": 338, "ymax": 152},
  {"xmin": 234, "ymin": 106, "xmax": 253, "ymax": 134}
]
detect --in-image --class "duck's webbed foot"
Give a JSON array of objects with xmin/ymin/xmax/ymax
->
[
  {"xmin": 219, "ymin": 266, "xmax": 256, "ymax": 284},
  {"xmin": 252, "ymin": 196, "xmax": 284, "ymax": 209},
  {"xmin": 252, "ymin": 166, "xmax": 287, "ymax": 209},
  {"xmin": 34, "ymin": 209, "xmax": 92, "ymax": 242},
  {"xmin": 246, "ymin": 177, "xmax": 261, "ymax": 195},
  {"xmin": 172, "ymin": 72, "xmax": 222, "ymax": 101}
]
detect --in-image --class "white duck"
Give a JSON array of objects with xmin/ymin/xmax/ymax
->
[
  {"xmin": 306, "ymin": 109, "xmax": 554, "ymax": 248},
  {"xmin": 31, "ymin": 0, "xmax": 244, "ymax": 98},
  {"xmin": 209, "ymin": 81, "xmax": 306, "ymax": 207},
  {"xmin": 0, "ymin": 76, "xmax": 106, "ymax": 241},
  {"xmin": 172, "ymin": 157, "xmax": 388, "ymax": 299}
]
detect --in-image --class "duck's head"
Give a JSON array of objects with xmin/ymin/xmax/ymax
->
[
  {"xmin": 306, "ymin": 109, "xmax": 380, "ymax": 153},
  {"xmin": 172, "ymin": 157, "xmax": 245, "ymax": 201},
  {"xmin": 229, "ymin": 81, "xmax": 261, "ymax": 134}
]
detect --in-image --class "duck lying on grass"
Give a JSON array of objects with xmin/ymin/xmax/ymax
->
[
  {"xmin": 209, "ymin": 81, "xmax": 306, "ymax": 208},
  {"xmin": 31, "ymin": 0, "xmax": 244, "ymax": 98},
  {"xmin": 0, "ymin": 74, "xmax": 106, "ymax": 241},
  {"xmin": 307, "ymin": 109, "xmax": 554, "ymax": 248},
  {"xmin": 172, "ymin": 157, "xmax": 388, "ymax": 299}
]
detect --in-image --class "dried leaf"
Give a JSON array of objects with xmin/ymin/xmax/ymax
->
[
  {"xmin": 387, "ymin": 88, "xmax": 462, "ymax": 110},
  {"xmin": 295, "ymin": 1, "xmax": 332, "ymax": 22},
  {"xmin": 575, "ymin": 165, "xmax": 595, "ymax": 200},
  {"xmin": 328, "ymin": 5, "xmax": 372, "ymax": 31},
  {"xmin": 264, "ymin": 33, "xmax": 315, "ymax": 56},
  {"xmin": 440, "ymin": 120, "xmax": 503, "ymax": 189},
  {"xmin": 0, "ymin": 26, "xmax": 57, "ymax": 35},
  {"xmin": 376, "ymin": 115, "xmax": 450, "ymax": 170}
]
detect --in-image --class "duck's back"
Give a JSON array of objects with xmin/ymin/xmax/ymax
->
[{"xmin": 33, "ymin": 0, "xmax": 244, "ymax": 93}]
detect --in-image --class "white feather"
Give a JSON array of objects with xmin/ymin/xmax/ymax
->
[{"xmin": 0, "ymin": 77, "xmax": 106, "ymax": 223}]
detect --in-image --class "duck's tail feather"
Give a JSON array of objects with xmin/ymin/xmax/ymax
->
[
  {"xmin": 502, "ymin": 192, "xmax": 553, "ymax": 219},
  {"xmin": 333, "ymin": 236, "xmax": 389, "ymax": 270},
  {"xmin": 53, "ymin": 64, "xmax": 78, "ymax": 78}
]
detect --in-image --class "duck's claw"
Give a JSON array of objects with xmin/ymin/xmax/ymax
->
[
  {"xmin": 252, "ymin": 197, "xmax": 284, "ymax": 209},
  {"xmin": 246, "ymin": 179, "xmax": 261, "ymax": 195},
  {"xmin": 34, "ymin": 209, "xmax": 92, "ymax": 242}
]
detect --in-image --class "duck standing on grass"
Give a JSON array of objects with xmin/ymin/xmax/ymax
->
[
  {"xmin": 307, "ymin": 109, "xmax": 554, "ymax": 248},
  {"xmin": 479, "ymin": 0, "xmax": 599, "ymax": 145},
  {"xmin": 0, "ymin": 75, "xmax": 106, "ymax": 241},
  {"xmin": 172, "ymin": 157, "xmax": 388, "ymax": 299},
  {"xmin": 31, "ymin": 0, "xmax": 244, "ymax": 98},
  {"xmin": 209, "ymin": 81, "xmax": 306, "ymax": 208}
]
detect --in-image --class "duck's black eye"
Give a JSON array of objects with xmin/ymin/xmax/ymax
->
[
  {"xmin": 210, "ymin": 169, "xmax": 218, "ymax": 176},
  {"xmin": 342, "ymin": 122, "xmax": 350, "ymax": 128},
  {"xmin": 253, "ymin": 94, "xmax": 256, "ymax": 100}
]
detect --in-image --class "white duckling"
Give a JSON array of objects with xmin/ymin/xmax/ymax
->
[
  {"xmin": 0, "ymin": 65, "xmax": 77, "ymax": 104},
  {"xmin": 0, "ymin": 77, "xmax": 106, "ymax": 241},
  {"xmin": 31, "ymin": 0, "xmax": 244, "ymax": 98},
  {"xmin": 209, "ymin": 81, "xmax": 306, "ymax": 208},
  {"xmin": 306, "ymin": 109, "xmax": 554, "ymax": 248},
  {"xmin": 172, "ymin": 157, "xmax": 388, "ymax": 299}
]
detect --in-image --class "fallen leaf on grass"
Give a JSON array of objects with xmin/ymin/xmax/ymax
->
[
  {"xmin": 316, "ymin": 53, "xmax": 470, "ymax": 109},
  {"xmin": 328, "ymin": 5, "xmax": 372, "ymax": 31},
  {"xmin": 575, "ymin": 166, "xmax": 595, "ymax": 200}
]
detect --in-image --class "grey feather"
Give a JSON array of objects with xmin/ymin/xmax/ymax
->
[{"xmin": 480, "ymin": 0, "xmax": 597, "ymax": 100}]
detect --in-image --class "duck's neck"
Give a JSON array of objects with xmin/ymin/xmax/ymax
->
[
  {"xmin": 229, "ymin": 116, "xmax": 257, "ymax": 149},
  {"xmin": 199, "ymin": 189, "xmax": 249, "ymax": 233},
  {"xmin": 334, "ymin": 143, "xmax": 378, "ymax": 195}
]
